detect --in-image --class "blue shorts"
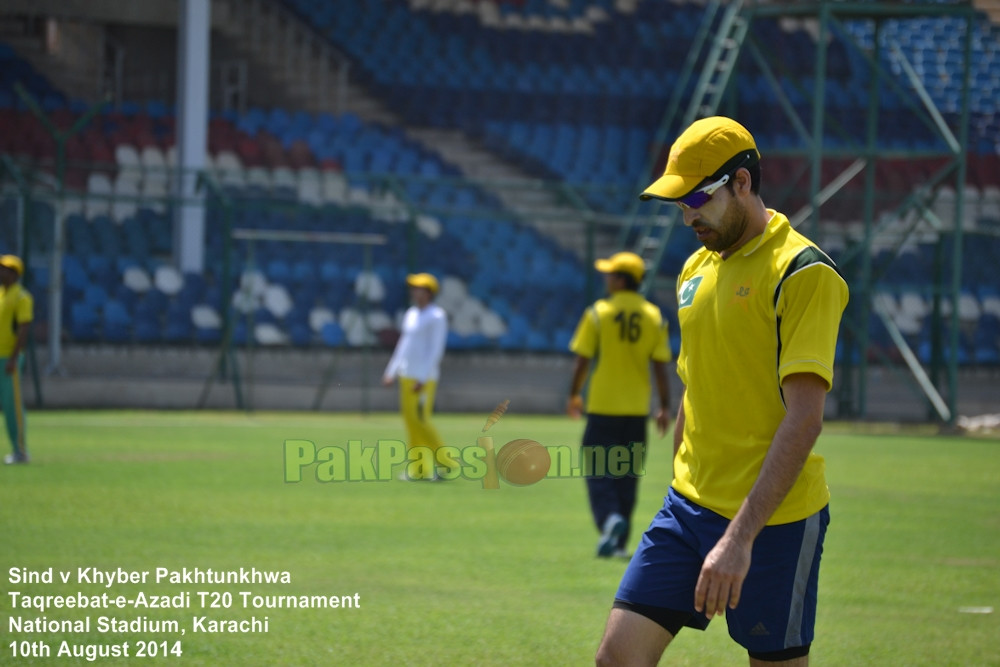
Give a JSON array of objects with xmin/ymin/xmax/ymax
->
[{"xmin": 615, "ymin": 487, "xmax": 829, "ymax": 654}]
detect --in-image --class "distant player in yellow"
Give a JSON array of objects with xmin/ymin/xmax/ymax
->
[
  {"xmin": 568, "ymin": 251, "xmax": 671, "ymax": 558},
  {"xmin": 596, "ymin": 117, "xmax": 849, "ymax": 667},
  {"xmin": 0, "ymin": 255, "xmax": 32, "ymax": 465},
  {"xmin": 383, "ymin": 273, "xmax": 448, "ymax": 480}
]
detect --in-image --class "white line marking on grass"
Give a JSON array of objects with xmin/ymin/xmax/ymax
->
[{"xmin": 957, "ymin": 607, "xmax": 993, "ymax": 614}]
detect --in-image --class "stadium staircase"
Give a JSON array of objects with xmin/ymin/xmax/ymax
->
[
  {"xmin": 406, "ymin": 126, "xmax": 616, "ymax": 259},
  {"xmin": 217, "ymin": 0, "xmax": 604, "ymax": 260},
  {"xmin": 212, "ymin": 0, "xmax": 392, "ymax": 122}
]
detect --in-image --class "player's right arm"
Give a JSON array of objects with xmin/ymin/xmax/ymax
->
[
  {"xmin": 566, "ymin": 306, "xmax": 598, "ymax": 418},
  {"xmin": 567, "ymin": 356, "xmax": 589, "ymax": 418}
]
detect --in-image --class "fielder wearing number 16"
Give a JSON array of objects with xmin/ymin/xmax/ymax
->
[{"xmin": 567, "ymin": 251, "xmax": 671, "ymax": 559}]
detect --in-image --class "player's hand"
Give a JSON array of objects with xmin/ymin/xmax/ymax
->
[
  {"xmin": 694, "ymin": 536, "xmax": 752, "ymax": 619},
  {"xmin": 412, "ymin": 381, "xmax": 424, "ymax": 393},
  {"xmin": 382, "ymin": 376, "xmax": 395, "ymax": 387},
  {"xmin": 655, "ymin": 408, "xmax": 670, "ymax": 437},
  {"xmin": 567, "ymin": 395, "xmax": 584, "ymax": 419}
]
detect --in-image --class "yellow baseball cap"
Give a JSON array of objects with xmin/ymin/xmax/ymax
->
[
  {"xmin": 406, "ymin": 273, "xmax": 439, "ymax": 294},
  {"xmin": 0, "ymin": 255, "xmax": 24, "ymax": 277},
  {"xmin": 594, "ymin": 251, "xmax": 645, "ymax": 283},
  {"xmin": 639, "ymin": 116, "xmax": 760, "ymax": 202}
]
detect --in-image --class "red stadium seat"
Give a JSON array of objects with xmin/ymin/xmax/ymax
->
[
  {"xmin": 235, "ymin": 135, "xmax": 263, "ymax": 167},
  {"xmin": 286, "ymin": 139, "xmax": 315, "ymax": 169},
  {"xmin": 256, "ymin": 131, "xmax": 288, "ymax": 167}
]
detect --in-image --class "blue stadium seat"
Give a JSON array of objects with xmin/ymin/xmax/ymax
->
[
  {"xmin": 69, "ymin": 302, "xmax": 100, "ymax": 341},
  {"xmin": 320, "ymin": 321, "xmax": 345, "ymax": 346},
  {"xmin": 103, "ymin": 299, "xmax": 133, "ymax": 343},
  {"xmin": 163, "ymin": 311, "xmax": 193, "ymax": 343},
  {"xmin": 83, "ymin": 284, "xmax": 109, "ymax": 309},
  {"xmin": 194, "ymin": 322, "xmax": 222, "ymax": 345},
  {"xmin": 974, "ymin": 315, "xmax": 1000, "ymax": 365},
  {"xmin": 113, "ymin": 283, "xmax": 138, "ymax": 310},
  {"xmin": 287, "ymin": 323, "xmax": 311, "ymax": 346},
  {"xmin": 231, "ymin": 321, "xmax": 248, "ymax": 346}
]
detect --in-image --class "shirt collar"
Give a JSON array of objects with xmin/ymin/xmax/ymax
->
[{"xmin": 738, "ymin": 209, "xmax": 786, "ymax": 258}]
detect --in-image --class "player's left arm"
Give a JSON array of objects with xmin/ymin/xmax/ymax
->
[
  {"xmin": 428, "ymin": 311, "xmax": 448, "ymax": 366},
  {"xmin": 694, "ymin": 372, "xmax": 827, "ymax": 618}
]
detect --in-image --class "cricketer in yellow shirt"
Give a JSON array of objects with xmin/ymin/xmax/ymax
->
[
  {"xmin": 672, "ymin": 210, "xmax": 846, "ymax": 525},
  {"xmin": 597, "ymin": 116, "xmax": 849, "ymax": 666},
  {"xmin": 568, "ymin": 251, "xmax": 671, "ymax": 558},
  {"xmin": 0, "ymin": 255, "xmax": 33, "ymax": 464}
]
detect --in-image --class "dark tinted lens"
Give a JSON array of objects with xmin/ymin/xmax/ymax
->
[{"xmin": 679, "ymin": 190, "xmax": 712, "ymax": 209}]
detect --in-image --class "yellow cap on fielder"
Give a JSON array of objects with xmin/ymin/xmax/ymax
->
[
  {"xmin": 406, "ymin": 273, "xmax": 439, "ymax": 294},
  {"xmin": 0, "ymin": 255, "xmax": 24, "ymax": 277},
  {"xmin": 594, "ymin": 251, "xmax": 645, "ymax": 284},
  {"xmin": 640, "ymin": 116, "xmax": 760, "ymax": 202}
]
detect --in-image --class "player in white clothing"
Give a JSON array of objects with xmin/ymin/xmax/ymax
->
[{"xmin": 383, "ymin": 273, "xmax": 449, "ymax": 480}]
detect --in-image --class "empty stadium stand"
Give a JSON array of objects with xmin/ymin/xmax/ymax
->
[{"xmin": 1, "ymin": 0, "xmax": 998, "ymax": 372}]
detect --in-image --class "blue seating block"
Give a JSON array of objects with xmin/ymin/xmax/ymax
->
[
  {"xmin": 103, "ymin": 300, "xmax": 132, "ymax": 343},
  {"xmin": 70, "ymin": 302, "xmax": 99, "ymax": 342},
  {"xmin": 321, "ymin": 321, "xmax": 345, "ymax": 346}
]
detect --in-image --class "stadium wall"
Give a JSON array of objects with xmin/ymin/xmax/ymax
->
[{"xmin": 22, "ymin": 345, "xmax": 999, "ymax": 423}]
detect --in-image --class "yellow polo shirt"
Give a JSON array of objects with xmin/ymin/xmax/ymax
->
[
  {"xmin": 673, "ymin": 211, "xmax": 849, "ymax": 524},
  {"xmin": 569, "ymin": 290, "xmax": 671, "ymax": 416},
  {"xmin": 0, "ymin": 282, "xmax": 33, "ymax": 357}
]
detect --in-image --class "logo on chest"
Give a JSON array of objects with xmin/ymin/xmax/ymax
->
[{"xmin": 729, "ymin": 280, "xmax": 753, "ymax": 312}]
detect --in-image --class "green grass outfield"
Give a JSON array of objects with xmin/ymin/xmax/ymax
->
[{"xmin": 2, "ymin": 410, "xmax": 998, "ymax": 666}]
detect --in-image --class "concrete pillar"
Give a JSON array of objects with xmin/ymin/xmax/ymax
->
[{"xmin": 174, "ymin": 0, "xmax": 210, "ymax": 273}]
